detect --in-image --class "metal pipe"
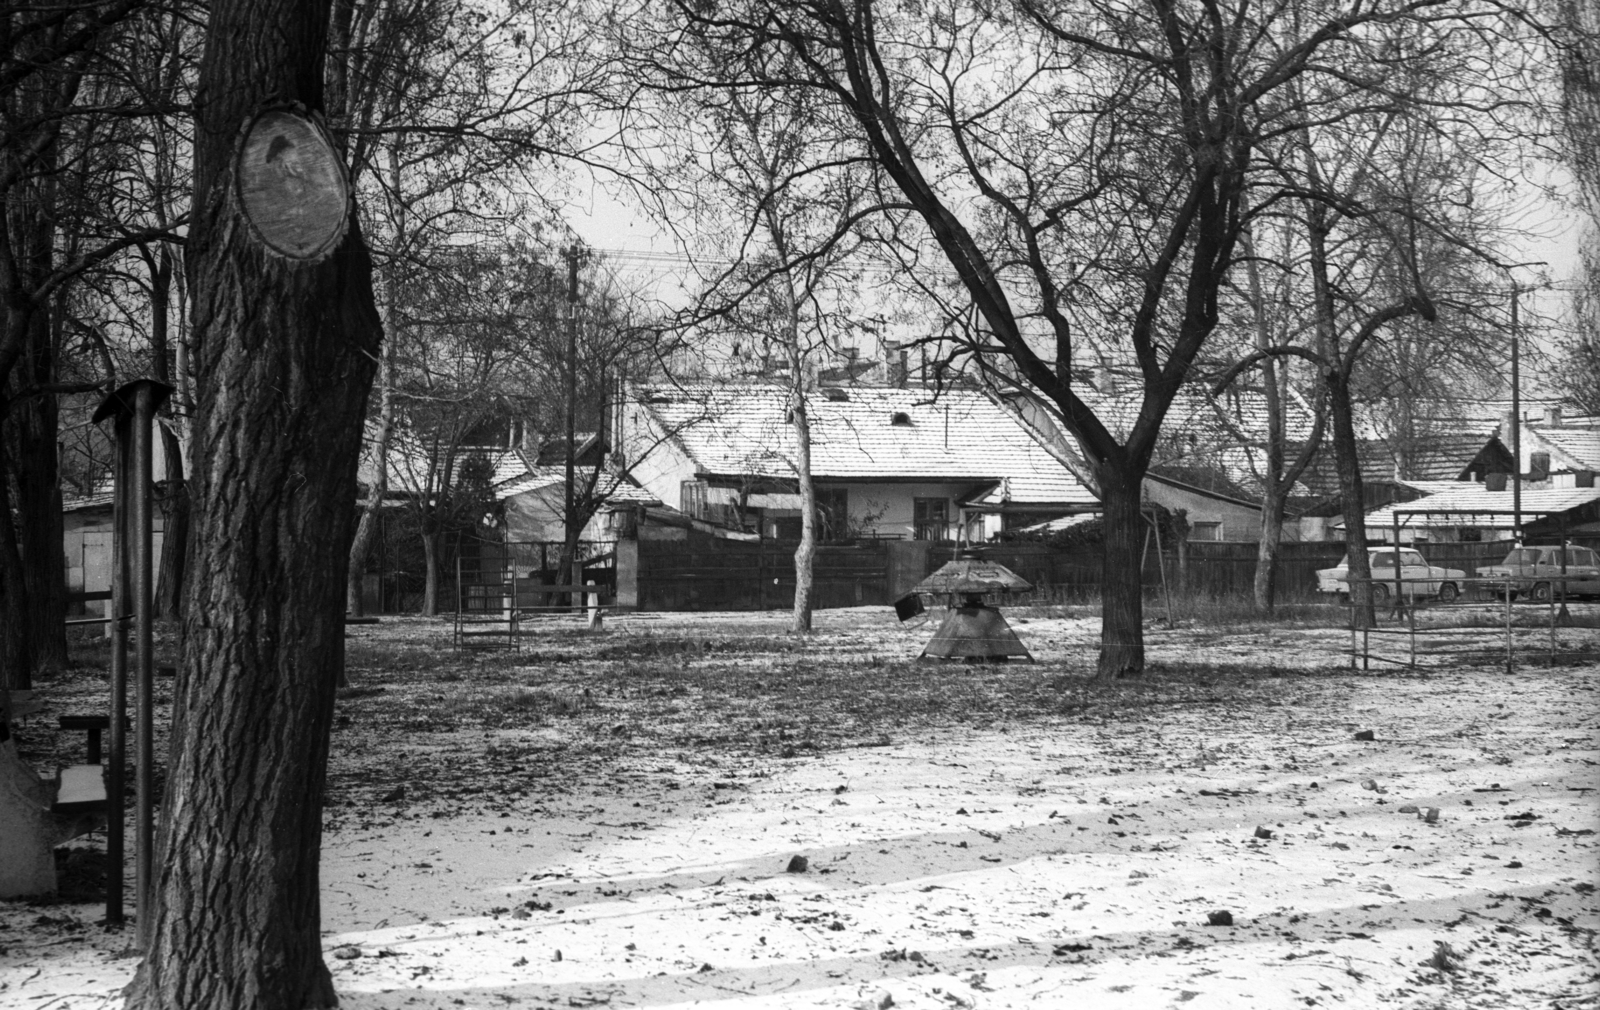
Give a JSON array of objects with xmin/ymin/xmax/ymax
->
[
  {"xmin": 1511, "ymin": 286, "xmax": 1521, "ymax": 543},
  {"xmin": 1392, "ymin": 511, "xmax": 1403, "ymax": 621},
  {"xmin": 106, "ymin": 417, "xmax": 130, "ymax": 927},
  {"xmin": 132, "ymin": 383, "xmax": 156, "ymax": 950}
]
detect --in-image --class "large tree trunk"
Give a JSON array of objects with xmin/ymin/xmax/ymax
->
[
  {"xmin": 1096, "ymin": 464, "xmax": 1145, "ymax": 678},
  {"xmin": 1303, "ymin": 188, "xmax": 1375, "ymax": 630},
  {"xmin": 1254, "ymin": 486, "xmax": 1286, "ymax": 612},
  {"xmin": 1327, "ymin": 371, "xmax": 1376, "ymax": 628},
  {"xmin": 154, "ymin": 437, "xmax": 188, "ymax": 621},
  {"xmin": 421, "ymin": 528, "xmax": 440, "ymax": 616},
  {"xmin": 121, "ymin": 0, "xmax": 382, "ymax": 1002},
  {"xmin": 150, "ymin": 246, "xmax": 189, "ymax": 622},
  {"xmin": 15, "ymin": 312, "xmax": 68, "ymax": 676},
  {"xmin": 791, "ymin": 400, "xmax": 816, "ymax": 632},
  {"xmin": 349, "ymin": 148, "xmax": 403, "ymax": 617},
  {"xmin": 783, "ymin": 301, "xmax": 815, "ymax": 634},
  {"xmin": 1242, "ymin": 214, "xmax": 1288, "ymax": 614},
  {"xmin": 347, "ymin": 338, "xmax": 393, "ymax": 616},
  {"xmin": 0, "ymin": 436, "xmax": 34, "ymax": 689}
]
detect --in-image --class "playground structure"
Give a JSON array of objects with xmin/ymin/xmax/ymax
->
[
  {"xmin": 1344, "ymin": 496, "xmax": 1600, "ymax": 671},
  {"xmin": 904, "ymin": 552, "xmax": 1036, "ymax": 662},
  {"xmin": 452, "ymin": 539, "xmax": 616, "ymax": 651}
]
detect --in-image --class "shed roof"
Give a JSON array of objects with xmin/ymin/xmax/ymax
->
[{"xmin": 1352, "ymin": 486, "xmax": 1600, "ymax": 529}]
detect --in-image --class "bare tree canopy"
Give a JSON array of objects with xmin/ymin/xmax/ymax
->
[{"xmin": 621, "ymin": 0, "xmax": 1540, "ymax": 674}]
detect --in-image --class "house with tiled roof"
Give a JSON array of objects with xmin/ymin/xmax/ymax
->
[
  {"xmin": 618, "ymin": 381, "xmax": 1268, "ymax": 542},
  {"xmin": 619, "ymin": 382, "xmax": 1096, "ymax": 541}
]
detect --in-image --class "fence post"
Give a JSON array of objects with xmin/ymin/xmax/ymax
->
[{"xmin": 1504, "ymin": 572, "xmax": 1514, "ymax": 674}]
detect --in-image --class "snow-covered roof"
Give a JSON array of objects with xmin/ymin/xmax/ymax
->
[
  {"xmin": 496, "ymin": 465, "xmax": 659, "ymax": 506},
  {"xmin": 633, "ymin": 382, "xmax": 1098, "ymax": 505},
  {"xmin": 61, "ymin": 490, "xmax": 116, "ymax": 512},
  {"xmin": 1353, "ymin": 486, "xmax": 1600, "ymax": 529},
  {"xmin": 1537, "ymin": 428, "xmax": 1600, "ymax": 470}
]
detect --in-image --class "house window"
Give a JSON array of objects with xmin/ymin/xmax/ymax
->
[
  {"xmin": 913, "ymin": 497, "xmax": 949, "ymax": 541},
  {"xmin": 1188, "ymin": 521, "xmax": 1223, "ymax": 542},
  {"xmin": 681, "ymin": 480, "xmax": 708, "ymax": 519},
  {"xmin": 890, "ymin": 411, "xmax": 913, "ymax": 426}
]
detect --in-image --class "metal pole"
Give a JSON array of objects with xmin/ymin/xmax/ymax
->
[
  {"xmin": 1505, "ymin": 570, "xmax": 1514, "ymax": 674},
  {"xmin": 1557, "ymin": 514, "xmax": 1572, "ymax": 628},
  {"xmin": 132, "ymin": 384, "xmax": 156, "ymax": 950},
  {"xmin": 1150, "ymin": 510, "xmax": 1174, "ymax": 629},
  {"xmin": 564, "ymin": 245, "xmax": 580, "ymax": 610},
  {"xmin": 1511, "ymin": 286, "xmax": 1521, "ymax": 543},
  {"xmin": 106, "ymin": 416, "xmax": 130, "ymax": 927},
  {"xmin": 92, "ymin": 380, "xmax": 173, "ymax": 938},
  {"xmin": 1392, "ymin": 511, "xmax": 1404, "ymax": 622},
  {"xmin": 1408, "ymin": 580, "xmax": 1417, "ymax": 669}
]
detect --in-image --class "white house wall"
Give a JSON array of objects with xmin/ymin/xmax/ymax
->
[
  {"xmin": 620, "ymin": 404, "xmax": 701, "ymax": 511},
  {"xmin": 1144, "ymin": 482, "xmax": 1262, "ymax": 543},
  {"xmin": 819, "ymin": 481, "xmax": 982, "ymax": 540}
]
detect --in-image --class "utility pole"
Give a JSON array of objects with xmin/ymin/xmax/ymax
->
[
  {"xmin": 1511, "ymin": 284, "xmax": 1521, "ymax": 544},
  {"xmin": 563, "ymin": 244, "xmax": 582, "ymax": 604}
]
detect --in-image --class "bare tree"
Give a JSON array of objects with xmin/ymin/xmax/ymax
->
[
  {"xmin": 1214, "ymin": 19, "xmax": 1532, "ymax": 624},
  {"xmin": 618, "ymin": 37, "xmax": 876, "ymax": 631},
  {"xmin": 1, "ymin": 0, "xmax": 183, "ymax": 684},
  {"xmin": 648, "ymin": 0, "xmax": 1530, "ymax": 675},
  {"xmin": 1205, "ymin": 211, "xmax": 1326, "ymax": 612},
  {"xmin": 1557, "ymin": 0, "xmax": 1600, "ymax": 413},
  {"xmin": 328, "ymin": 0, "xmax": 604, "ymax": 615}
]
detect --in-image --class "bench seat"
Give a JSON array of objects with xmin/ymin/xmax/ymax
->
[{"xmin": 54, "ymin": 764, "xmax": 108, "ymax": 816}]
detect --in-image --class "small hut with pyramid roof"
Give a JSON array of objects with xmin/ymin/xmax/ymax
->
[{"xmin": 908, "ymin": 553, "xmax": 1034, "ymax": 662}]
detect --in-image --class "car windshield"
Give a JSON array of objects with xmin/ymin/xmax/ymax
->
[{"xmin": 1503, "ymin": 549, "xmax": 1539, "ymax": 565}]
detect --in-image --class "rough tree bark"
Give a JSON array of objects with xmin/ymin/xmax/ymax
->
[
  {"xmin": 15, "ymin": 307, "xmax": 69, "ymax": 675},
  {"xmin": 0, "ymin": 440, "xmax": 33, "ymax": 687},
  {"xmin": 121, "ymin": 0, "xmax": 382, "ymax": 1002},
  {"xmin": 1095, "ymin": 462, "xmax": 1146, "ymax": 675},
  {"xmin": 421, "ymin": 528, "xmax": 440, "ymax": 616}
]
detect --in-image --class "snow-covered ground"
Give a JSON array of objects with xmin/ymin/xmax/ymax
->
[{"xmin": 3, "ymin": 609, "xmax": 1596, "ymax": 1009}]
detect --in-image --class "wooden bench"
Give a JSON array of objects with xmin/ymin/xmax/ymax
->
[
  {"xmin": 58, "ymin": 714, "xmax": 130, "ymax": 765},
  {"xmin": 0, "ymin": 690, "xmax": 109, "ymax": 897}
]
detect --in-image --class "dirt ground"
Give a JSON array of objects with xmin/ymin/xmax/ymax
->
[{"xmin": 2, "ymin": 605, "xmax": 1597, "ymax": 1009}]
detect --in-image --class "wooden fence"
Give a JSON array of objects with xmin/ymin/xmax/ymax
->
[
  {"xmin": 631, "ymin": 539, "xmax": 889, "ymax": 612},
  {"xmin": 624, "ymin": 535, "xmax": 1526, "ymax": 612}
]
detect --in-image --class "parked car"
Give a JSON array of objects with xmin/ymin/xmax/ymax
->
[
  {"xmin": 1316, "ymin": 547, "xmax": 1467, "ymax": 603},
  {"xmin": 1475, "ymin": 545, "xmax": 1600, "ymax": 601}
]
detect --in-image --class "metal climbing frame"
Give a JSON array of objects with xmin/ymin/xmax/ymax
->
[{"xmin": 1345, "ymin": 496, "xmax": 1600, "ymax": 671}]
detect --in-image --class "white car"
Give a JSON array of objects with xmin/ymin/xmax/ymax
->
[{"xmin": 1316, "ymin": 547, "xmax": 1467, "ymax": 603}]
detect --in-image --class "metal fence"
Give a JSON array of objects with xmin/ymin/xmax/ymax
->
[{"xmin": 1345, "ymin": 573, "xmax": 1600, "ymax": 671}]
